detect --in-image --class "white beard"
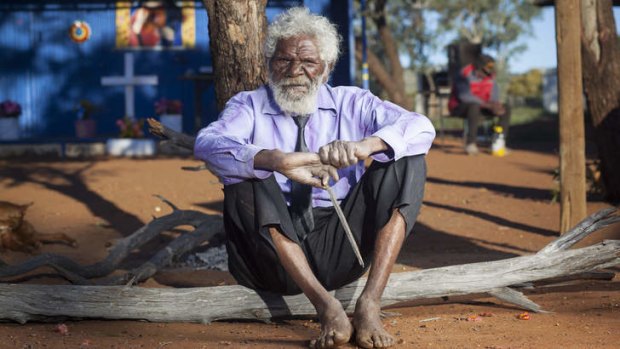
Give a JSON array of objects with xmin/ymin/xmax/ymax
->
[{"xmin": 269, "ymin": 75, "xmax": 321, "ymax": 116}]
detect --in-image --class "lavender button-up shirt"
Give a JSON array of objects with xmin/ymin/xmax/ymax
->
[{"xmin": 194, "ymin": 84, "xmax": 435, "ymax": 208}]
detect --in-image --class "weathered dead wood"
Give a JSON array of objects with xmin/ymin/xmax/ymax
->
[
  {"xmin": 147, "ymin": 118, "xmax": 196, "ymax": 151},
  {"xmin": 147, "ymin": 118, "xmax": 211, "ymax": 172},
  {"xmin": 0, "ymin": 240, "xmax": 617, "ymax": 324},
  {"xmin": 98, "ymin": 218, "xmax": 223, "ymax": 286},
  {"xmin": 0, "ymin": 198, "xmax": 223, "ymax": 285},
  {"xmin": 0, "ymin": 209, "xmax": 618, "ymax": 324}
]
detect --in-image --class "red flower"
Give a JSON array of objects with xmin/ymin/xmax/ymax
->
[
  {"xmin": 0, "ymin": 100, "xmax": 22, "ymax": 118},
  {"xmin": 154, "ymin": 98, "xmax": 182, "ymax": 115},
  {"xmin": 116, "ymin": 117, "xmax": 145, "ymax": 138}
]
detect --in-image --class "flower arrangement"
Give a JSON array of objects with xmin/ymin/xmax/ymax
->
[
  {"xmin": 154, "ymin": 98, "xmax": 183, "ymax": 115},
  {"xmin": 73, "ymin": 99, "xmax": 97, "ymax": 120},
  {"xmin": 0, "ymin": 100, "xmax": 22, "ymax": 118},
  {"xmin": 115, "ymin": 117, "xmax": 145, "ymax": 138}
]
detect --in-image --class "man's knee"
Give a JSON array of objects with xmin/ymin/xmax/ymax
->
[
  {"xmin": 395, "ymin": 155, "xmax": 427, "ymax": 187},
  {"xmin": 400, "ymin": 153, "xmax": 426, "ymax": 172},
  {"xmin": 367, "ymin": 155, "xmax": 426, "ymax": 188},
  {"xmin": 391, "ymin": 156, "xmax": 426, "ymax": 232}
]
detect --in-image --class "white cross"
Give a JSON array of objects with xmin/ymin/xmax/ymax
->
[{"xmin": 101, "ymin": 52, "xmax": 158, "ymax": 120}]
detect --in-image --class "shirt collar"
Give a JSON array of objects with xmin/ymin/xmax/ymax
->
[{"xmin": 262, "ymin": 84, "xmax": 337, "ymax": 116}]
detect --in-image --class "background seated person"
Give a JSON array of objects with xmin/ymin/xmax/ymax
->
[{"xmin": 448, "ymin": 54, "xmax": 510, "ymax": 155}]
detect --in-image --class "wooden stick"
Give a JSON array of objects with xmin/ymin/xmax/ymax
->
[{"xmin": 325, "ymin": 186, "xmax": 364, "ymax": 267}]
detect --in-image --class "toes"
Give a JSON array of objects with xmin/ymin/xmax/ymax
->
[
  {"xmin": 372, "ymin": 334, "xmax": 383, "ymax": 348},
  {"xmin": 315, "ymin": 331, "xmax": 332, "ymax": 349},
  {"xmin": 372, "ymin": 333, "xmax": 395, "ymax": 348},
  {"xmin": 356, "ymin": 331, "xmax": 396, "ymax": 349},
  {"xmin": 356, "ymin": 333, "xmax": 374, "ymax": 349},
  {"xmin": 324, "ymin": 331, "xmax": 335, "ymax": 348}
]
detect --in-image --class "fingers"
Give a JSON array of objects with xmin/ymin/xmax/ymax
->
[
  {"xmin": 280, "ymin": 152, "xmax": 321, "ymax": 172},
  {"xmin": 318, "ymin": 145, "xmax": 330, "ymax": 165},
  {"xmin": 294, "ymin": 152, "xmax": 321, "ymax": 164},
  {"xmin": 318, "ymin": 141, "xmax": 359, "ymax": 168},
  {"xmin": 326, "ymin": 166, "xmax": 340, "ymax": 183},
  {"xmin": 305, "ymin": 177, "xmax": 324, "ymax": 188},
  {"xmin": 313, "ymin": 165, "xmax": 339, "ymax": 188},
  {"xmin": 328, "ymin": 143, "xmax": 342, "ymax": 166},
  {"xmin": 288, "ymin": 166, "xmax": 336, "ymax": 188}
]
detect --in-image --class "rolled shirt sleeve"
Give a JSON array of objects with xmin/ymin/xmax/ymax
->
[
  {"xmin": 194, "ymin": 96, "xmax": 272, "ymax": 185},
  {"xmin": 352, "ymin": 90, "xmax": 435, "ymax": 163}
]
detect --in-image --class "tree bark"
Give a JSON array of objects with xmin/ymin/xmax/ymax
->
[
  {"xmin": 580, "ymin": 0, "xmax": 620, "ymax": 203},
  {"xmin": 555, "ymin": 0, "xmax": 587, "ymax": 233},
  {"xmin": 0, "ymin": 209, "xmax": 617, "ymax": 324},
  {"xmin": 203, "ymin": 0, "xmax": 268, "ymax": 110}
]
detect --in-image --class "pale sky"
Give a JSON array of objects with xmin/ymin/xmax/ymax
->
[{"xmin": 510, "ymin": 7, "xmax": 620, "ymax": 73}]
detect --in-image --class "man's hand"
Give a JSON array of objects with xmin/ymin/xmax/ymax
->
[
  {"xmin": 318, "ymin": 137, "xmax": 387, "ymax": 169},
  {"xmin": 255, "ymin": 150, "xmax": 338, "ymax": 188},
  {"xmin": 280, "ymin": 159, "xmax": 339, "ymax": 188}
]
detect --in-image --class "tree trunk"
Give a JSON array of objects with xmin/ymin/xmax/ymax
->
[
  {"xmin": 580, "ymin": 0, "xmax": 620, "ymax": 203},
  {"xmin": 555, "ymin": 0, "xmax": 587, "ymax": 233},
  {"xmin": 203, "ymin": 0, "xmax": 268, "ymax": 110}
]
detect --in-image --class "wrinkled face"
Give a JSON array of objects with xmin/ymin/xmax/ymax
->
[
  {"xmin": 270, "ymin": 35, "xmax": 326, "ymax": 91},
  {"xmin": 268, "ymin": 35, "xmax": 327, "ymax": 116}
]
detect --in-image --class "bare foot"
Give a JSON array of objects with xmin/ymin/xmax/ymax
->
[
  {"xmin": 309, "ymin": 298, "xmax": 353, "ymax": 349},
  {"xmin": 353, "ymin": 298, "xmax": 394, "ymax": 348}
]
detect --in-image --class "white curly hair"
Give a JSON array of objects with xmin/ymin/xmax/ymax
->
[{"xmin": 264, "ymin": 7, "xmax": 341, "ymax": 71}]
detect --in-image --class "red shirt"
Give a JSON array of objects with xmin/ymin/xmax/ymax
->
[{"xmin": 448, "ymin": 64, "xmax": 496, "ymax": 112}]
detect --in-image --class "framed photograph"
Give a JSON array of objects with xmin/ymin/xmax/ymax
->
[{"xmin": 115, "ymin": 1, "xmax": 195, "ymax": 50}]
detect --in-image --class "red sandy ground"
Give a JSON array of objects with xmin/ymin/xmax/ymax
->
[{"xmin": 0, "ymin": 137, "xmax": 618, "ymax": 349}]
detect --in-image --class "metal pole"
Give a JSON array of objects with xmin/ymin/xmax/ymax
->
[{"xmin": 361, "ymin": 0, "xmax": 369, "ymax": 90}]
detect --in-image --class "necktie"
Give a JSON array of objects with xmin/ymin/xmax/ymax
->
[{"xmin": 290, "ymin": 115, "xmax": 314, "ymax": 238}]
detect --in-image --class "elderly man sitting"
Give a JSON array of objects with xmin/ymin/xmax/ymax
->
[{"xmin": 195, "ymin": 7, "xmax": 435, "ymax": 349}]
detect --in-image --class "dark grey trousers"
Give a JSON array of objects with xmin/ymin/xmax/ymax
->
[
  {"xmin": 223, "ymin": 154, "xmax": 427, "ymax": 295},
  {"xmin": 452, "ymin": 102, "xmax": 511, "ymax": 144}
]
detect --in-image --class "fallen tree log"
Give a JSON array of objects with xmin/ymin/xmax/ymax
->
[
  {"xmin": 0, "ymin": 208, "xmax": 618, "ymax": 324},
  {"xmin": 147, "ymin": 118, "xmax": 196, "ymax": 151}
]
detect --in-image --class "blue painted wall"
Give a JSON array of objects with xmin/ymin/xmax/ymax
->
[
  {"xmin": 0, "ymin": 1, "xmax": 354, "ymax": 140},
  {"xmin": 0, "ymin": 3, "xmax": 214, "ymax": 139}
]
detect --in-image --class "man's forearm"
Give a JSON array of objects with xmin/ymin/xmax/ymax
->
[
  {"xmin": 254, "ymin": 149, "xmax": 285, "ymax": 171},
  {"xmin": 359, "ymin": 136, "xmax": 389, "ymax": 156}
]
